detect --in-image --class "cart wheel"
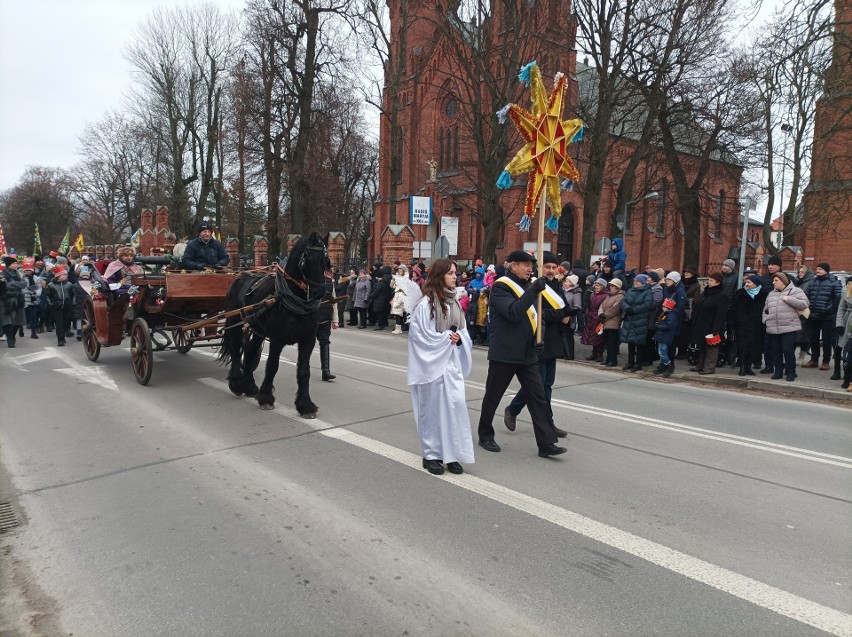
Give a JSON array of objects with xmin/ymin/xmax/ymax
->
[
  {"xmin": 130, "ymin": 317, "xmax": 153, "ymax": 385},
  {"xmin": 174, "ymin": 328, "xmax": 196, "ymax": 354},
  {"xmin": 82, "ymin": 297, "xmax": 101, "ymax": 362}
]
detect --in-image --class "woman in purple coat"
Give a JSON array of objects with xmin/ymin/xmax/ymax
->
[{"xmin": 581, "ymin": 278, "xmax": 608, "ymax": 361}]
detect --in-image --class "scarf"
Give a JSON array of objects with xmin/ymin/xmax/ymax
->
[
  {"xmin": 434, "ymin": 287, "xmax": 464, "ymax": 333},
  {"xmin": 746, "ymin": 285, "xmax": 761, "ymax": 299}
]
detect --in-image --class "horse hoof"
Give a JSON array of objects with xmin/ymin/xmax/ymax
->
[
  {"xmin": 260, "ymin": 403, "xmax": 275, "ymax": 411},
  {"xmin": 301, "ymin": 412, "xmax": 317, "ymax": 419}
]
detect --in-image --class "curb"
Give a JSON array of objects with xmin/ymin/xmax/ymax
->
[{"xmin": 566, "ymin": 360, "xmax": 852, "ymax": 403}]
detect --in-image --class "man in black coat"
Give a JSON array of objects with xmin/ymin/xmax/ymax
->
[
  {"xmin": 689, "ymin": 272, "xmax": 730, "ymax": 374},
  {"xmin": 182, "ymin": 223, "xmax": 229, "ymax": 270},
  {"xmin": 477, "ymin": 251, "xmax": 566, "ymax": 458},
  {"xmin": 803, "ymin": 262, "xmax": 841, "ymax": 370},
  {"xmin": 368, "ymin": 267, "xmax": 393, "ymax": 330},
  {"xmin": 505, "ymin": 252, "xmax": 577, "ymax": 438}
]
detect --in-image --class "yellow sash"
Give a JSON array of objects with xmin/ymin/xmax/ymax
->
[{"xmin": 495, "ymin": 276, "xmax": 538, "ymax": 333}]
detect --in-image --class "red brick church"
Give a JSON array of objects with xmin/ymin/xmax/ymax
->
[{"xmin": 370, "ymin": 0, "xmax": 744, "ymax": 272}]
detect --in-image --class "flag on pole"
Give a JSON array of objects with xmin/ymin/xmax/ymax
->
[
  {"xmin": 73, "ymin": 232, "xmax": 85, "ymax": 254},
  {"xmin": 0, "ymin": 224, "xmax": 7, "ymax": 255},
  {"xmin": 130, "ymin": 229, "xmax": 141, "ymax": 249},
  {"xmin": 34, "ymin": 223, "xmax": 43, "ymax": 255},
  {"xmin": 58, "ymin": 228, "xmax": 70, "ymax": 254}
]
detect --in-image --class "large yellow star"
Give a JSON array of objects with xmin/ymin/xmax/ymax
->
[{"xmin": 497, "ymin": 63, "xmax": 583, "ymax": 231}]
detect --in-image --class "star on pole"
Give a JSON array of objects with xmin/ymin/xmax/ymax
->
[{"xmin": 496, "ymin": 62, "xmax": 584, "ymax": 231}]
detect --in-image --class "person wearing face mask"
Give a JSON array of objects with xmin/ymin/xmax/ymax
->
[
  {"xmin": 728, "ymin": 274, "xmax": 769, "ymax": 376},
  {"xmin": 688, "ymin": 272, "xmax": 730, "ymax": 375},
  {"xmin": 763, "ymin": 272, "xmax": 809, "ymax": 381}
]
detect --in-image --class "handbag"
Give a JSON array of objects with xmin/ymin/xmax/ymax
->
[
  {"xmin": 595, "ymin": 322, "xmax": 604, "ymax": 335},
  {"xmin": 797, "ymin": 307, "xmax": 810, "ymax": 320}
]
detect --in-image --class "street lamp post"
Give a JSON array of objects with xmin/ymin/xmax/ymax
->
[{"xmin": 777, "ymin": 123, "xmax": 793, "ymax": 249}]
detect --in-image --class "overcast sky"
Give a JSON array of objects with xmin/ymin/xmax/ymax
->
[{"xmin": 0, "ymin": 0, "xmax": 242, "ymax": 192}]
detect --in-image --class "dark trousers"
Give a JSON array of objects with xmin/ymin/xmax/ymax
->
[
  {"xmin": 348, "ymin": 308, "xmax": 358, "ymax": 325},
  {"xmin": 25, "ymin": 305, "xmax": 41, "ymax": 333},
  {"xmin": 626, "ymin": 342, "xmax": 642, "ymax": 366},
  {"xmin": 508, "ymin": 357, "xmax": 556, "ymax": 425},
  {"xmin": 316, "ymin": 320, "xmax": 331, "ymax": 346},
  {"xmin": 697, "ymin": 342, "xmax": 720, "ymax": 372},
  {"xmin": 478, "ymin": 361, "xmax": 557, "ymax": 448},
  {"xmin": 357, "ymin": 307, "xmax": 367, "ymax": 327},
  {"xmin": 51, "ymin": 307, "xmax": 73, "ymax": 343},
  {"xmin": 808, "ymin": 318, "xmax": 834, "ymax": 364},
  {"xmin": 374, "ymin": 309, "xmax": 389, "ymax": 328},
  {"xmin": 770, "ymin": 331, "xmax": 797, "ymax": 377},
  {"xmin": 604, "ymin": 328, "xmax": 620, "ymax": 364}
]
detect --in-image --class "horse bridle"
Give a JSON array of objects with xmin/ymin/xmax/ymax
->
[{"xmin": 276, "ymin": 240, "xmax": 327, "ymax": 294}]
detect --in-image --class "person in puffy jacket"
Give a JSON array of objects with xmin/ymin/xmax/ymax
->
[
  {"xmin": 803, "ymin": 263, "xmax": 841, "ymax": 370},
  {"xmin": 689, "ymin": 272, "xmax": 730, "ymax": 375},
  {"xmin": 619, "ymin": 274, "xmax": 654, "ymax": 372},
  {"xmin": 353, "ymin": 269, "xmax": 372, "ymax": 329},
  {"xmin": 835, "ymin": 278, "xmax": 852, "ymax": 390},
  {"xmin": 1, "ymin": 256, "xmax": 27, "ymax": 347},
  {"xmin": 598, "ymin": 278, "xmax": 625, "ymax": 367},
  {"xmin": 181, "ymin": 223, "xmax": 229, "ymax": 270},
  {"xmin": 21, "ymin": 258, "xmax": 43, "ymax": 339},
  {"xmin": 44, "ymin": 266, "xmax": 77, "ymax": 346},
  {"xmin": 652, "ymin": 271, "xmax": 686, "ymax": 377},
  {"xmin": 604, "ymin": 238, "xmax": 626, "ymax": 273},
  {"xmin": 763, "ymin": 272, "xmax": 809, "ymax": 381}
]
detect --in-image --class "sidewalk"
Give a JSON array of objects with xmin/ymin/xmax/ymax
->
[{"xmin": 564, "ymin": 340, "xmax": 852, "ymax": 403}]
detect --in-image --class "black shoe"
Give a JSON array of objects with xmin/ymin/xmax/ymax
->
[
  {"xmin": 830, "ymin": 372, "xmax": 841, "ymax": 381},
  {"xmin": 698, "ymin": 370, "xmax": 714, "ymax": 375},
  {"xmin": 422, "ymin": 458, "xmax": 444, "ymax": 475},
  {"xmin": 446, "ymin": 462, "xmax": 463, "ymax": 474},
  {"xmin": 689, "ymin": 367, "xmax": 701, "ymax": 372},
  {"xmin": 538, "ymin": 443, "xmax": 567, "ymax": 458},
  {"xmin": 322, "ymin": 371, "xmax": 336, "ymax": 381},
  {"xmin": 553, "ymin": 426, "xmax": 567, "ymax": 438},
  {"xmin": 738, "ymin": 369, "xmax": 747, "ymax": 377},
  {"xmin": 760, "ymin": 367, "xmax": 774, "ymax": 375},
  {"xmin": 744, "ymin": 368, "xmax": 756, "ymax": 376},
  {"xmin": 785, "ymin": 375, "xmax": 795, "ymax": 382},
  {"xmin": 651, "ymin": 363, "xmax": 667, "ymax": 374},
  {"xmin": 503, "ymin": 407, "xmax": 517, "ymax": 432},
  {"xmin": 661, "ymin": 362, "xmax": 674, "ymax": 378},
  {"xmin": 605, "ymin": 361, "xmax": 617, "ymax": 367},
  {"xmin": 622, "ymin": 362, "xmax": 635, "ymax": 371},
  {"xmin": 479, "ymin": 440, "xmax": 501, "ymax": 453},
  {"xmin": 629, "ymin": 364, "xmax": 643, "ymax": 373},
  {"xmin": 58, "ymin": 340, "xmax": 66, "ymax": 347},
  {"xmin": 358, "ymin": 325, "xmax": 366, "ymax": 329},
  {"xmin": 771, "ymin": 372, "xmax": 783, "ymax": 380},
  {"xmin": 373, "ymin": 326, "xmax": 385, "ymax": 331},
  {"xmin": 30, "ymin": 332, "xmax": 38, "ymax": 339}
]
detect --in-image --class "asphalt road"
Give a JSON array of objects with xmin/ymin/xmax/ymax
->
[{"xmin": 0, "ymin": 327, "xmax": 850, "ymax": 636}]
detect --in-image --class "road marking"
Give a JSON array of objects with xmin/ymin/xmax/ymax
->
[
  {"xmin": 333, "ymin": 351, "xmax": 852, "ymax": 469},
  {"xmin": 12, "ymin": 350, "xmax": 55, "ymax": 366},
  {"xmin": 198, "ymin": 376, "xmax": 852, "ymax": 637},
  {"xmin": 46, "ymin": 347, "xmax": 119, "ymax": 391}
]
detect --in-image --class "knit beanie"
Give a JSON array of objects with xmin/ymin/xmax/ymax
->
[
  {"xmin": 708, "ymin": 272, "xmax": 724, "ymax": 284},
  {"xmin": 564, "ymin": 274, "xmax": 579, "ymax": 286},
  {"xmin": 773, "ymin": 272, "xmax": 790, "ymax": 286},
  {"xmin": 747, "ymin": 274, "xmax": 762, "ymax": 287},
  {"xmin": 609, "ymin": 278, "xmax": 623, "ymax": 289},
  {"xmin": 767, "ymin": 255, "xmax": 783, "ymax": 267},
  {"xmin": 816, "ymin": 262, "xmax": 831, "ymax": 273},
  {"xmin": 648, "ymin": 271, "xmax": 661, "ymax": 283},
  {"xmin": 666, "ymin": 271, "xmax": 681, "ymax": 284},
  {"xmin": 594, "ymin": 278, "xmax": 608, "ymax": 288},
  {"xmin": 634, "ymin": 274, "xmax": 649, "ymax": 285},
  {"xmin": 722, "ymin": 259, "xmax": 736, "ymax": 269}
]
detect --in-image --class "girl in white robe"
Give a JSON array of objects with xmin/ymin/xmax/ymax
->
[{"xmin": 407, "ymin": 259, "xmax": 475, "ymax": 475}]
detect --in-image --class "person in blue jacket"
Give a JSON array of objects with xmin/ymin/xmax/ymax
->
[
  {"xmin": 182, "ymin": 223, "xmax": 229, "ymax": 270},
  {"xmin": 652, "ymin": 271, "xmax": 687, "ymax": 377},
  {"xmin": 605, "ymin": 238, "xmax": 627, "ymax": 273}
]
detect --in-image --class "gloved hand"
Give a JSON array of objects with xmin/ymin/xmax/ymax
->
[
  {"xmin": 530, "ymin": 277, "xmax": 547, "ymax": 293},
  {"xmin": 836, "ymin": 325, "xmax": 846, "ymax": 337},
  {"xmin": 534, "ymin": 342, "xmax": 545, "ymax": 358},
  {"xmin": 598, "ymin": 313, "xmax": 606, "ymax": 322}
]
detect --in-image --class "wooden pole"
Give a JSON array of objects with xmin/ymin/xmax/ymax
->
[{"xmin": 536, "ymin": 189, "xmax": 547, "ymax": 345}]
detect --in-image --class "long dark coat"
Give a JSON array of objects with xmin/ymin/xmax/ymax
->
[
  {"xmin": 728, "ymin": 286, "xmax": 768, "ymax": 352},
  {"xmin": 581, "ymin": 289, "xmax": 607, "ymax": 346},
  {"xmin": 619, "ymin": 285, "xmax": 654, "ymax": 344},
  {"xmin": 690, "ymin": 285, "xmax": 729, "ymax": 344}
]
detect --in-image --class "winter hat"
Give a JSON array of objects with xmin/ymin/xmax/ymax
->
[
  {"xmin": 543, "ymin": 251, "xmax": 559, "ymax": 265},
  {"xmin": 594, "ymin": 278, "xmax": 608, "ymax": 288},
  {"xmin": 586, "ymin": 274, "xmax": 596, "ymax": 285},
  {"xmin": 486, "ymin": 264, "xmax": 496, "ymax": 273},
  {"xmin": 722, "ymin": 259, "xmax": 736, "ymax": 269},
  {"xmin": 81, "ymin": 255, "xmax": 90, "ymax": 261},
  {"xmin": 1, "ymin": 255, "xmax": 16, "ymax": 267},
  {"xmin": 506, "ymin": 250, "xmax": 536, "ymax": 263},
  {"xmin": 412, "ymin": 266, "xmax": 421, "ymax": 277},
  {"xmin": 634, "ymin": 274, "xmax": 649, "ymax": 285},
  {"xmin": 56, "ymin": 255, "xmax": 68, "ymax": 266},
  {"xmin": 708, "ymin": 272, "xmax": 724, "ymax": 284},
  {"xmin": 816, "ymin": 262, "xmax": 831, "ymax": 273},
  {"xmin": 52, "ymin": 266, "xmax": 68, "ymax": 278},
  {"xmin": 198, "ymin": 222, "xmax": 213, "ymax": 234},
  {"xmin": 747, "ymin": 274, "xmax": 762, "ymax": 287},
  {"xmin": 665, "ymin": 271, "xmax": 682, "ymax": 284},
  {"xmin": 767, "ymin": 255, "xmax": 783, "ymax": 267},
  {"xmin": 21, "ymin": 257, "xmax": 35, "ymax": 270},
  {"xmin": 773, "ymin": 272, "xmax": 790, "ymax": 286},
  {"xmin": 564, "ymin": 274, "xmax": 579, "ymax": 286},
  {"xmin": 648, "ymin": 271, "xmax": 661, "ymax": 283},
  {"xmin": 117, "ymin": 246, "xmax": 136, "ymax": 258},
  {"xmin": 560, "ymin": 261, "xmax": 572, "ymax": 272},
  {"xmin": 396, "ymin": 264, "xmax": 408, "ymax": 274},
  {"xmin": 683, "ymin": 266, "xmax": 699, "ymax": 278},
  {"xmin": 608, "ymin": 278, "xmax": 623, "ymax": 289}
]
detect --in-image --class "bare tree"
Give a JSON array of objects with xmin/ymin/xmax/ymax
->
[{"xmin": 0, "ymin": 167, "xmax": 77, "ymax": 252}]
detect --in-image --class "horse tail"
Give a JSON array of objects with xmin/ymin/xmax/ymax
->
[{"xmin": 217, "ymin": 275, "xmax": 248, "ymax": 366}]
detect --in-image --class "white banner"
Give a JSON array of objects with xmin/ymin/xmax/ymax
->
[
  {"xmin": 440, "ymin": 217, "xmax": 459, "ymax": 256},
  {"xmin": 410, "ymin": 196, "xmax": 432, "ymax": 225}
]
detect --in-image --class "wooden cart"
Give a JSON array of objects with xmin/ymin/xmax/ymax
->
[{"xmin": 81, "ymin": 263, "xmax": 239, "ymax": 385}]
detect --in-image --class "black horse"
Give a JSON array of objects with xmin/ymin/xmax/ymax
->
[{"xmin": 218, "ymin": 232, "xmax": 329, "ymax": 416}]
